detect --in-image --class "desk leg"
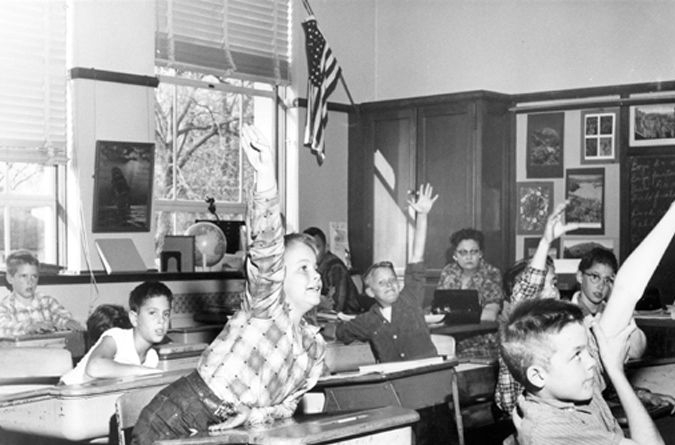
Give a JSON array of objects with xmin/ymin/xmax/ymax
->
[{"xmin": 450, "ymin": 369, "xmax": 465, "ymax": 445}]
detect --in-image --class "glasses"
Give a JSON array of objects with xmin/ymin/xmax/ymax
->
[
  {"xmin": 363, "ymin": 261, "xmax": 395, "ymax": 280},
  {"xmin": 456, "ymin": 249, "xmax": 480, "ymax": 258},
  {"xmin": 583, "ymin": 272, "xmax": 614, "ymax": 286}
]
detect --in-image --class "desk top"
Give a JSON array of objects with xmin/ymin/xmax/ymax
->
[
  {"xmin": 153, "ymin": 406, "xmax": 420, "ymax": 445},
  {"xmin": 430, "ymin": 321, "xmax": 498, "ymax": 337},
  {"xmin": 316, "ymin": 357, "xmax": 458, "ymax": 388}
]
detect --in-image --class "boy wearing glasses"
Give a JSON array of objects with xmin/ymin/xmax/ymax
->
[
  {"xmin": 330, "ymin": 183, "xmax": 438, "ymax": 363},
  {"xmin": 573, "ymin": 247, "xmax": 646, "ymax": 359}
]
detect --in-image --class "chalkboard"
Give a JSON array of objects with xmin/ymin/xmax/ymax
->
[
  {"xmin": 629, "ymin": 155, "xmax": 675, "ymax": 249},
  {"xmin": 629, "ymin": 155, "xmax": 675, "ymax": 304}
]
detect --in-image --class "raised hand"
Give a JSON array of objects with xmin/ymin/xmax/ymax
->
[
  {"xmin": 543, "ymin": 201, "xmax": 579, "ymax": 243},
  {"xmin": 408, "ymin": 183, "xmax": 438, "ymax": 215},
  {"xmin": 241, "ymin": 124, "xmax": 275, "ymax": 191}
]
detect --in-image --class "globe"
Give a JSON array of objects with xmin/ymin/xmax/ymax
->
[{"xmin": 185, "ymin": 222, "xmax": 227, "ymax": 268}]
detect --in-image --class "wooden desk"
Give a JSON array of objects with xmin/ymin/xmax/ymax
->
[
  {"xmin": 430, "ymin": 322, "xmax": 498, "ymax": 341},
  {"xmin": 0, "ymin": 330, "xmax": 86, "ymax": 361},
  {"xmin": 0, "ymin": 368, "xmax": 190, "ymax": 441},
  {"xmin": 153, "ymin": 406, "xmax": 420, "ymax": 445},
  {"xmin": 311, "ymin": 358, "xmax": 465, "ymax": 445}
]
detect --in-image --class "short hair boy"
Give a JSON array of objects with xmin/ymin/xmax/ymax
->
[
  {"xmin": 501, "ymin": 299, "xmax": 662, "ymax": 445},
  {"xmin": 331, "ymin": 184, "xmax": 438, "ymax": 363},
  {"xmin": 1, "ymin": 250, "xmax": 83, "ymax": 336},
  {"xmin": 573, "ymin": 247, "xmax": 646, "ymax": 359},
  {"xmin": 60, "ymin": 281, "xmax": 172, "ymax": 385}
]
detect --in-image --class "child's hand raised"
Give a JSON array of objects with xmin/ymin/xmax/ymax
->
[
  {"xmin": 241, "ymin": 124, "xmax": 275, "ymax": 191},
  {"xmin": 543, "ymin": 200, "xmax": 579, "ymax": 243},
  {"xmin": 408, "ymin": 183, "xmax": 438, "ymax": 215}
]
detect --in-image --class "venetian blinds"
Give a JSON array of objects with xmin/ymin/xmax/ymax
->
[
  {"xmin": 156, "ymin": 0, "xmax": 291, "ymax": 84},
  {"xmin": 0, "ymin": 1, "xmax": 67, "ymax": 165}
]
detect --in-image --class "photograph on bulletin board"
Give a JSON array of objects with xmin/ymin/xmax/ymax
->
[
  {"xmin": 516, "ymin": 181, "xmax": 554, "ymax": 235},
  {"xmin": 562, "ymin": 238, "xmax": 614, "ymax": 259},
  {"xmin": 581, "ymin": 108, "xmax": 618, "ymax": 164},
  {"xmin": 565, "ymin": 168, "xmax": 604, "ymax": 235},
  {"xmin": 526, "ymin": 112, "xmax": 565, "ymax": 178},
  {"xmin": 629, "ymin": 104, "xmax": 675, "ymax": 147}
]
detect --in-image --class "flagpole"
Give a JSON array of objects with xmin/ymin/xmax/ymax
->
[{"xmin": 339, "ymin": 73, "xmax": 356, "ymax": 109}]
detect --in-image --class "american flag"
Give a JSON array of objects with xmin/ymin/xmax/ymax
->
[{"xmin": 302, "ymin": 16, "xmax": 341, "ymax": 165}]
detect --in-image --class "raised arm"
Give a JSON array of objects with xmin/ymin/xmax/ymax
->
[
  {"xmin": 531, "ymin": 201, "xmax": 578, "ymax": 272},
  {"xmin": 240, "ymin": 125, "xmax": 284, "ymax": 314},
  {"xmin": 600, "ymin": 202, "xmax": 675, "ymax": 336},
  {"xmin": 408, "ymin": 183, "xmax": 438, "ymax": 263},
  {"xmin": 593, "ymin": 321, "xmax": 664, "ymax": 445}
]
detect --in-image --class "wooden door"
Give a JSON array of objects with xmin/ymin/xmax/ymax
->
[{"xmin": 416, "ymin": 102, "xmax": 477, "ymax": 276}]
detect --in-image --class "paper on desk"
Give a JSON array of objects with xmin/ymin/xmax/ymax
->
[{"xmin": 358, "ymin": 356, "xmax": 444, "ymax": 374}]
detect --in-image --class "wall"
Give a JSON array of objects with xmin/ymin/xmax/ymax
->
[
  {"xmin": 293, "ymin": 0, "xmax": 675, "ymax": 268},
  {"xmin": 66, "ymin": 0, "xmax": 156, "ymax": 272}
]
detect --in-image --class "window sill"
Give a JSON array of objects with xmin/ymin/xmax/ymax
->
[{"xmin": 30, "ymin": 270, "xmax": 245, "ymax": 285}]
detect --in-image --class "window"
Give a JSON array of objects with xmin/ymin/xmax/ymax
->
[
  {"xmin": 153, "ymin": 68, "xmax": 277, "ymax": 245},
  {"xmin": 154, "ymin": 0, "xmax": 290, "ymax": 253},
  {"xmin": 0, "ymin": 2, "xmax": 67, "ymax": 267}
]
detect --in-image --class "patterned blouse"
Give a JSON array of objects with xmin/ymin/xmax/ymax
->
[
  {"xmin": 436, "ymin": 259, "xmax": 504, "ymax": 307},
  {"xmin": 198, "ymin": 187, "xmax": 326, "ymax": 424},
  {"xmin": 0, "ymin": 292, "xmax": 75, "ymax": 337}
]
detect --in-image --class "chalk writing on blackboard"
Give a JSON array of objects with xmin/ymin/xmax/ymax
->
[{"xmin": 629, "ymin": 156, "xmax": 675, "ymax": 249}]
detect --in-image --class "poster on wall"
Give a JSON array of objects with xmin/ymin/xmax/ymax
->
[
  {"xmin": 92, "ymin": 140, "xmax": 155, "ymax": 232},
  {"xmin": 516, "ymin": 181, "xmax": 554, "ymax": 235},
  {"xmin": 523, "ymin": 236, "xmax": 560, "ymax": 259},
  {"xmin": 562, "ymin": 238, "xmax": 614, "ymax": 259},
  {"xmin": 526, "ymin": 112, "xmax": 565, "ymax": 178},
  {"xmin": 329, "ymin": 221, "xmax": 351, "ymax": 267},
  {"xmin": 629, "ymin": 104, "xmax": 675, "ymax": 147},
  {"xmin": 581, "ymin": 108, "xmax": 618, "ymax": 164},
  {"xmin": 565, "ymin": 168, "xmax": 604, "ymax": 235}
]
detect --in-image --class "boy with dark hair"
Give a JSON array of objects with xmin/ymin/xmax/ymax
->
[
  {"xmin": 500, "ymin": 201, "xmax": 675, "ymax": 445},
  {"xmin": 60, "ymin": 281, "xmax": 173, "ymax": 385},
  {"xmin": 303, "ymin": 226, "xmax": 364, "ymax": 314},
  {"xmin": 1, "ymin": 249, "xmax": 83, "ymax": 336},
  {"xmin": 573, "ymin": 247, "xmax": 646, "ymax": 359}
]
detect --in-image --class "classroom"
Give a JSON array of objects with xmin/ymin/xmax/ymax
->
[{"xmin": 2, "ymin": 1, "xmax": 675, "ymax": 444}]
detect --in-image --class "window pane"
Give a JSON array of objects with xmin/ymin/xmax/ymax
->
[
  {"xmin": 5, "ymin": 162, "xmax": 52, "ymax": 194},
  {"xmin": 8, "ymin": 206, "xmax": 48, "ymax": 259}
]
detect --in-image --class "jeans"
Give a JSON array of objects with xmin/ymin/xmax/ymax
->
[{"xmin": 131, "ymin": 371, "xmax": 224, "ymax": 445}]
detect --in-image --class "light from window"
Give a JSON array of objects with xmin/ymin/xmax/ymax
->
[{"xmin": 0, "ymin": 162, "xmax": 57, "ymax": 267}]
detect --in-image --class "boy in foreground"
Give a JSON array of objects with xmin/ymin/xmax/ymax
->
[{"xmin": 500, "ymin": 202, "xmax": 675, "ymax": 445}]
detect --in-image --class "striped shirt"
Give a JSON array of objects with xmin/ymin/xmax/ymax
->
[
  {"xmin": 0, "ymin": 292, "xmax": 75, "ymax": 337},
  {"xmin": 197, "ymin": 187, "xmax": 326, "ymax": 425},
  {"xmin": 513, "ymin": 385, "xmax": 623, "ymax": 445}
]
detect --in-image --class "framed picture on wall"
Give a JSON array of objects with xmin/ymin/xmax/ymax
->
[
  {"xmin": 92, "ymin": 140, "xmax": 155, "ymax": 232},
  {"xmin": 516, "ymin": 181, "xmax": 554, "ymax": 235},
  {"xmin": 581, "ymin": 108, "xmax": 618, "ymax": 163},
  {"xmin": 523, "ymin": 236, "xmax": 560, "ymax": 259},
  {"xmin": 526, "ymin": 112, "xmax": 565, "ymax": 178},
  {"xmin": 562, "ymin": 238, "xmax": 614, "ymax": 259},
  {"xmin": 565, "ymin": 168, "xmax": 604, "ymax": 235},
  {"xmin": 629, "ymin": 104, "xmax": 675, "ymax": 147}
]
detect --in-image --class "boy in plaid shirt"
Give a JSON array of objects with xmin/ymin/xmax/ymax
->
[
  {"xmin": 132, "ymin": 126, "xmax": 326, "ymax": 444},
  {"xmin": 1, "ymin": 250, "xmax": 83, "ymax": 336}
]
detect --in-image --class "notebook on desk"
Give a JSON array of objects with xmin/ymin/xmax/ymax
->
[{"xmin": 432, "ymin": 289, "xmax": 481, "ymax": 325}]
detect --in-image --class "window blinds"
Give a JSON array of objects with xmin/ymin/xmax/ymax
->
[
  {"xmin": 156, "ymin": 0, "xmax": 291, "ymax": 84},
  {"xmin": 0, "ymin": 1, "xmax": 67, "ymax": 165}
]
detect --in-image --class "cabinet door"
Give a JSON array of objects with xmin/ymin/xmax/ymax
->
[
  {"xmin": 368, "ymin": 108, "xmax": 417, "ymax": 269},
  {"xmin": 417, "ymin": 102, "xmax": 477, "ymax": 275}
]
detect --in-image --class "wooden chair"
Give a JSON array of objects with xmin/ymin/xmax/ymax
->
[{"xmin": 114, "ymin": 385, "xmax": 166, "ymax": 445}]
